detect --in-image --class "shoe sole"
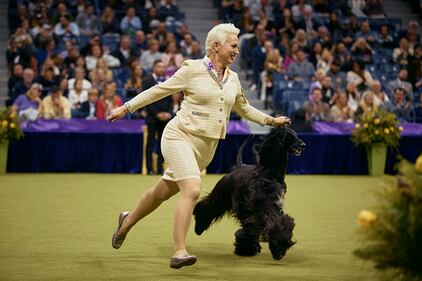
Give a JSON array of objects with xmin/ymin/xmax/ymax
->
[
  {"xmin": 112, "ymin": 211, "xmax": 129, "ymax": 249},
  {"xmin": 170, "ymin": 256, "xmax": 197, "ymax": 269}
]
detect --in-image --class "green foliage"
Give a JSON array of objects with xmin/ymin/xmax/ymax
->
[
  {"xmin": 0, "ymin": 108, "xmax": 24, "ymax": 142},
  {"xmin": 354, "ymin": 156, "xmax": 422, "ymax": 281},
  {"xmin": 352, "ymin": 110, "xmax": 402, "ymax": 148}
]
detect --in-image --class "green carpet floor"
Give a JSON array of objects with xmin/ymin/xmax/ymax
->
[{"xmin": 0, "ymin": 174, "xmax": 381, "ymax": 281}]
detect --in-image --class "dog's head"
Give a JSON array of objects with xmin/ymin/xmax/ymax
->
[{"xmin": 258, "ymin": 126, "xmax": 306, "ymax": 161}]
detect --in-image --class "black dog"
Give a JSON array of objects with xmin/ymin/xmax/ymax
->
[{"xmin": 193, "ymin": 126, "xmax": 305, "ymax": 260}]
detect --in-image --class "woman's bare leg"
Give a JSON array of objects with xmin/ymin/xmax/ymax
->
[
  {"xmin": 119, "ymin": 178, "xmax": 179, "ymax": 234},
  {"xmin": 172, "ymin": 178, "xmax": 201, "ymax": 258}
]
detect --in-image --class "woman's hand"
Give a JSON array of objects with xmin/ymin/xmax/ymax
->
[
  {"xmin": 107, "ymin": 105, "xmax": 128, "ymax": 122},
  {"xmin": 267, "ymin": 116, "xmax": 291, "ymax": 128}
]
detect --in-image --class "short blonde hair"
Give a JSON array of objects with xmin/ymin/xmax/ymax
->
[{"xmin": 205, "ymin": 23, "xmax": 240, "ymax": 55}]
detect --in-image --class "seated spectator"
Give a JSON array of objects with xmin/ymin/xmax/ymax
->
[
  {"xmin": 295, "ymin": 6, "xmax": 320, "ymax": 38},
  {"xmin": 283, "ymin": 42, "xmax": 299, "ymax": 71},
  {"xmin": 290, "ymin": 108, "xmax": 313, "ymax": 132},
  {"xmin": 158, "ymin": 0, "xmax": 180, "ymax": 20},
  {"xmin": 398, "ymin": 21, "xmax": 420, "ymax": 46},
  {"xmin": 355, "ymin": 91, "xmax": 379, "ymax": 120},
  {"xmin": 387, "ymin": 69, "xmax": 414, "ymax": 101},
  {"xmin": 143, "ymin": 7, "xmax": 161, "ymax": 34},
  {"xmin": 125, "ymin": 64, "xmax": 144, "ymax": 99},
  {"xmin": 39, "ymin": 85, "xmax": 71, "ymax": 119},
  {"xmin": 96, "ymin": 82, "xmax": 123, "ymax": 119},
  {"xmin": 376, "ymin": 24, "xmax": 394, "ymax": 49},
  {"xmin": 111, "ymin": 35, "xmax": 137, "ymax": 67},
  {"xmin": 330, "ymin": 92, "xmax": 354, "ymax": 122},
  {"xmin": 321, "ymin": 76, "xmax": 336, "ymax": 106},
  {"xmin": 371, "ymin": 80, "xmax": 392, "ymax": 109},
  {"xmin": 308, "ymin": 41, "xmax": 322, "ymax": 67},
  {"xmin": 277, "ymin": 8, "xmax": 296, "ymax": 38},
  {"xmin": 75, "ymin": 3, "xmax": 100, "ymax": 37},
  {"xmin": 408, "ymin": 45, "xmax": 421, "ymax": 88},
  {"xmin": 393, "ymin": 37, "xmax": 413, "ymax": 67},
  {"xmin": 36, "ymin": 38, "xmax": 57, "ymax": 68},
  {"xmin": 8, "ymin": 63, "xmax": 24, "ymax": 97},
  {"xmin": 347, "ymin": 60, "xmax": 373, "ymax": 91},
  {"xmin": 39, "ymin": 66, "xmax": 59, "ymax": 90},
  {"xmin": 364, "ymin": 0, "xmax": 384, "ymax": 18},
  {"xmin": 304, "ymin": 87, "xmax": 331, "ymax": 121},
  {"xmin": 312, "ymin": 26, "xmax": 333, "ymax": 50},
  {"xmin": 140, "ymin": 39, "xmax": 163, "ymax": 71},
  {"xmin": 261, "ymin": 48, "xmax": 283, "ymax": 108},
  {"xmin": 327, "ymin": 61, "xmax": 347, "ymax": 89},
  {"xmin": 7, "ymin": 32, "xmax": 35, "ymax": 70},
  {"xmin": 93, "ymin": 58, "xmax": 113, "ymax": 81},
  {"xmin": 161, "ymin": 41, "xmax": 184, "ymax": 78},
  {"xmin": 334, "ymin": 41, "xmax": 352, "ymax": 71},
  {"xmin": 345, "ymin": 81, "xmax": 361, "ymax": 112},
  {"xmin": 287, "ymin": 49, "xmax": 315, "ymax": 81},
  {"xmin": 63, "ymin": 45, "xmax": 82, "ymax": 70},
  {"xmin": 10, "ymin": 67, "xmax": 36, "ymax": 105},
  {"xmin": 354, "ymin": 20, "xmax": 376, "ymax": 45},
  {"xmin": 79, "ymin": 33, "xmax": 101, "ymax": 57},
  {"xmin": 309, "ymin": 68, "xmax": 326, "ymax": 96},
  {"xmin": 75, "ymin": 88, "xmax": 99, "ymax": 120},
  {"xmin": 185, "ymin": 41, "xmax": 203, "ymax": 60},
  {"xmin": 349, "ymin": 0, "xmax": 367, "ymax": 18},
  {"xmin": 90, "ymin": 68, "xmax": 110, "ymax": 92},
  {"xmin": 68, "ymin": 79, "xmax": 88, "ymax": 115},
  {"xmin": 52, "ymin": 2, "xmax": 72, "ymax": 24},
  {"xmin": 291, "ymin": 0, "xmax": 313, "ymax": 22},
  {"xmin": 11, "ymin": 83, "xmax": 42, "ymax": 121},
  {"xmin": 292, "ymin": 29, "xmax": 308, "ymax": 51},
  {"xmin": 101, "ymin": 6, "xmax": 121, "ymax": 35},
  {"xmin": 54, "ymin": 15, "xmax": 80, "ymax": 44},
  {"xmin": 133, "ymin": 31, "xmax": 148, "ymax": 54},
  {"xmin": 391, "ymin": 88, "xmax": 413, "ymax": 122},
  {"xmin": 120, "ymin": 7, "xmax": 142, "ymax": 37},
  {"xmin": 351, "ymin": 37, "xmax": 373, "ymax": 64},
  {"xmin": 180, "ymin": 33, "xmax": 194, "ymax": 57},
  {"xmin": 153, "ymin": 22, "xmax": 169, "ymax": 52},
  {"xmin": 414, "ymin": 94, "xmax": 422, "ymax": 123},
  {"xmin": 316, "ymin": 48, "xmax": 333, "ymax": 74},
  {"xmin": 86, "ymin": 44, "xmax": 120, "ymax": 71},
  {"xmin": 68, "ymin": 67, "xmax": 92, "ymax": 91},
  {"xmin": 327, "ymin": 11, "xmax": 342, "ymax": 39}
]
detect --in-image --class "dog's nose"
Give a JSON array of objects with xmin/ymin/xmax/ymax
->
[{"xmin": 300, "ymin": 142, "xmax": 306, "ymax": 149}]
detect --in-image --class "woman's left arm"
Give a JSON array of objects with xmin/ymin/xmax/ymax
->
[{"xmin": 232, "ymin": 78, "xmax": 290, "ymax": 127}]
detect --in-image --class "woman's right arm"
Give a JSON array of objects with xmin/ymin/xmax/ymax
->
[{"xmin": 107, "ymin": 61, "xmax": 190, "ymax": 122}]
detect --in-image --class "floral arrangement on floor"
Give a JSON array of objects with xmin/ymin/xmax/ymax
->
[
  {"xmin": 0, "ymin": 108, "xmax": 24, "ymax": 143},
  {"xmin": 354, "ymin": 155, "xmax": 422, "ymax": 281},
  {"xmin": 352, "ymin": 110, "xmax": 403, "ymax": 149}
]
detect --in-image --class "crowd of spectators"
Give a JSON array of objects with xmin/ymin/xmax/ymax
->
[
  {"xmin": 217, "ymin": 0, "xmax": 422, "ymax": 125},
  {"xmin": 6, "ymin": 0, "xmax": 203, "ymax": 121}
]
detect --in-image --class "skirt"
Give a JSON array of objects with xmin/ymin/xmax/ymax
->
[{"xmin": 161, "ymin": 119, "xmax": 219, "ymax": 182}]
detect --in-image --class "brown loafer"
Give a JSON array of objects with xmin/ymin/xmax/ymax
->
[
  {"xmin": 112, "ymin": 211, "xmax": 129, "ymax": 249},
  {"xmin": 170, "ymin": 255, "xmax": 197, "ymax": 269}
]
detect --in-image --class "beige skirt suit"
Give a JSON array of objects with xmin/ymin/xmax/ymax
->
[{"xmin": 125, "ymin": 56, "xmax": 268, "ymax": 181}]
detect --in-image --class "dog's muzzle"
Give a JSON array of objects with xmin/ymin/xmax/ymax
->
[{"xmin": 291, "ymin": 142, "xmax": 306, "ymax": 156}]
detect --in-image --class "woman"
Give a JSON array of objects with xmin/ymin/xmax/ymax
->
[
  {"xmin": 86, "ymin": 44, "xmax": 120, "ymax": 71},
  {"xmin": 96, "ymin": 81, "xmax": 122, "ymax": 119},
  {"xmin": 12, "ymin": 83, "xmax": 42, "ymax": 120},
  {"xmin": 161, "ymin": 41, "xmax": 184, "ymax": 78},
  {"xmin": 354, "ymin": 90, "xmax": 379, "ymax": 120},
  {"xmin": 124, "ymin": 64, "xmax": 144, "ymax": 99},
  {"xmin": 347, "ymin": 60, "xmax": 373, "ymax": 92},
  {"xmin": 329, "ymin": 92, "xmax": 354, "ymax": 122},
  {"xmin": 107, "ymin": 24, "xmax": 291, "ymax": 269}
]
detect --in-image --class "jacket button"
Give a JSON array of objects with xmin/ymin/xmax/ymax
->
[
  {"xmin": 220, "ymin": 98, "xmax": 224, "ymax": 101},
  {"xmin": 219, "ymin": 120, "xmax": 222, "ymax": 123},
  {"xmin": 219, "ymin": 108, "xmax": 223, "ymax": 112}
]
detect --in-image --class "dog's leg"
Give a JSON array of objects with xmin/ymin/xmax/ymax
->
[
  {"xmin": 233, "ymin": 221, "xmax": 262, "ymax": 257},
  {"xmin": 268, "ymin": 213, "xmax": 295, "ymax": 260},
  {"xmin": 193, "ymin": 175, "xmax": 233, "ymax": 235}
]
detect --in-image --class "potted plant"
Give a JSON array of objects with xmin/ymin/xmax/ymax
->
[
  {"xmin": 354, "ymin": 155, "xmax": 422, "ymax": 280},
  {"xmin": 352, "ymin": 110, "xmax": 402, "ymax": 176},
  {"xmin": 0, "ymin": 108, "xmax": 24, "ymax": 174}
]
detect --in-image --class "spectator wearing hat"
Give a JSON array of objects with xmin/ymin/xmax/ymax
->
[
  {"xmin": 39, "ymin": 85, "xmax": 72, "ymax": 119},
  {"xmin": 76, "ymin": 3, "xmax": 100, "ymax": 37}
]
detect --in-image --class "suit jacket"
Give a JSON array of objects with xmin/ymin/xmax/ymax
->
[
  {"xmin": 143, "ymin": 74, "xmax": 173, "ymax": 124},
  {"xmin": 126, "ymin": 58, "xmax": 267, "ymax": 139},
  {"xmin": 110, "ymin": 47, "xmax": 138, "ymax": 66},
  {"xmin": 387, "ymin": 79, "xmax": 414, "ymax": 101}
]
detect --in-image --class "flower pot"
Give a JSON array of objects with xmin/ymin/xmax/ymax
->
[
  {"xmin": 0, "ymin": 141, "xmax": 9, "ymax": 174},
  {"xmin": 367, "ymin": 144, "xmax": 387, "ymax": 176}
]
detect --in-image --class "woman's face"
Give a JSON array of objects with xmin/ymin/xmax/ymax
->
[
  {"xmin": 364, "ymin": 93, "xmax": 373, "ymax": 105},
  {"xmin": 92, "ymin": 45, "xmax": 101, "ymax": 58},
  {"xmin": 134, "ymin": 65, "xmax": 143, "ymax": 76},
  {"xmin": 338, "ymin": 93, "xmax": 348, "ymax": 106},
  {"xmin": 216, "ymin": 33, "xmax": 239, "ymax": 66},
  {"xmin": 75, "ymin": 79, "xmax": 83, "ymax": 91}
]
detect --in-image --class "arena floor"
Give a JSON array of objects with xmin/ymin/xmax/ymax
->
[{"xmin": 0, "ymin": 174, "xmax": 381, "ymax": 281}]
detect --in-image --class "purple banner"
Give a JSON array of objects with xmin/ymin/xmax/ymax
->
[
  {"xmin": 312, "ymin": 122, "xmax": 422, "ymax": 136},
  {"xmin": 21, "ymin": 119, "xmax": 252, "ymax": 135}
]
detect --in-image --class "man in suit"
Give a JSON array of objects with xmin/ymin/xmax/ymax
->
[
  {"xmin": 77, "ymin": 88, "xmax": 99, "ymax": 119},
  {"xmin": 387, "ymin": 69, "xmax": 414, "ymax": 102},
  {"xmin": 111, "ymin": 35, "xmax": 137, "ymax": 67},
  {"xmin": 144, "ymin": 60, "xmax": 173, "ymax": 174}
]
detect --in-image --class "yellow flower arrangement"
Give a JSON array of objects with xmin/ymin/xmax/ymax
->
[
  {"xmin": 0, "ymin": 108, "xmax": 24, "ymax": 142},
  {"xmin": 352, "ymin": 110, "xmax": 401, "ymax": 149},
  {"xmin": 354, "ymin": 157, "xmax": 422, "ymax": 280}
]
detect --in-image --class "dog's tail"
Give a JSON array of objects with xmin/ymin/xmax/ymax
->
[
  {"xmin": 193, "ymin": 175, "xmax": 233, "ymax": 235},
  {"xmin": 236, "ymin": 135, "xmax": 254, "ymax": 168}
]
